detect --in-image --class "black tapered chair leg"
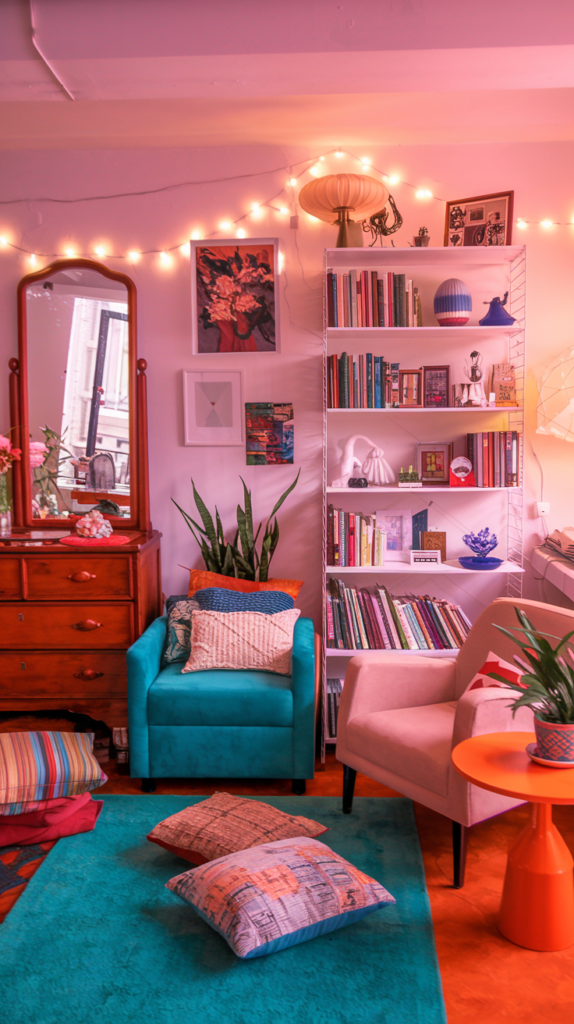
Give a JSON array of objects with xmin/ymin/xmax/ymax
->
[
  {"xmin": 292, "ymin": 779, "xmax": 306, "ymax": 795},
  {"xmin": 452, "ymin": 821, "xmax": 469, "ymax": 888},
  {"xmin": 141, "ymin": 778, "xmax": 156, "ymax": 793},
  {"xmin": 342, "ymin": 765, "xmax": 357, "ymax": 814}
]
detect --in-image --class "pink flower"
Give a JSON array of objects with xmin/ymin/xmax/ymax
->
[
  {"xmin": 208, "ymin": 298, "xmax": 235, "ymax": 322},
  {"xmin": 29, "ymin": 441, "xmax": 48, "ymax": 469},
  {"xmin": 0, "ymin": 435, "xmax": 12, "ymax": 451},
  {"xmin": 215, "ymin": 276, "xmax": 237, "ymax": 299},
  {"xmin": 235, "ymin": 292, "xmax": 259, "ymax": 313}
]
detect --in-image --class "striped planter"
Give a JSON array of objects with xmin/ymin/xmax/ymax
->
[
  {"xmin": 534, "ymin": 717, "xmax": 574, "ymax": 762},
  {"xmin": 433, "ymin": 278, "xmax": 472, "ymax": 326}
]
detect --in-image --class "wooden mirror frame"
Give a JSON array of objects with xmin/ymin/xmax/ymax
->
[{"xmin": 10, "ymin": 258, "xmax": 150, "ymax": 533}]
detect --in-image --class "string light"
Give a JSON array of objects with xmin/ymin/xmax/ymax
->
[
  {"xmin": 236, "ymin": 228, "xmax": 246, "ymax": 238},
  {"xmin": 517, "ymin": 219, "xmax": 527, "ymax": 230},
  {"xmin": 250, "ymin": 203, "xmax": 260, "ymax": 212},
  {"xmin": 158, "ymin": 251, "xmax": 172, "ymax": 266},
  {"xmin": 416, "ymin": 189, "xmax": 432, "ymax": 199},
  {"xmin": 335, "ymin": 150, "xmax": 344, "ymax": 158},
  {"xmin": 127, "ymin": 251, "xmax": 141, "ymax": 262},
  {"xmin": 179, "ymin": 243, "xmax": 190, "ymax": 257},
  {"xmin": 279, "ymin": 207, "xmax": 289, "ymax": 215},
  {"xmin": 288, "ymin": 178, "xmax": 297, "ymax": 186},
  {"xmin": 94, "ymin": 246, "xmax": 105, "ymax": 257},
  {"xmin": 29, "ymin": 254, "xmax": 37, "ymax": 265},
  {"xmin": 309, "ymin": 166, "xmax": 320, "ymax": 177},
  {"xmin": 191, "ymin": 230, "xmax": 201, "ymax": 240},
  {"xmin": 0, "ymin": 236, "xmax": 8, "ymax": 246},
  {"xmin": 65, "ymin": 248, "xmax": 75, "ymax": 257},
  {"xmin": 540, "ymin": 219, "xmax": 554, "ymax": 229},
  {"xmin": 386, "ymin": 175, "xmax": 400, "ymax": 185},
  {"xmin": 361, "ymin": 158, "xmax": 371, "ymax": 167},
  {"xmin": 219, "ymin": 220, "xmax": 232, "ymax": 230}
]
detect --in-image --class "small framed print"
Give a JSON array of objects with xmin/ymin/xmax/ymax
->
[
  {"xmin": 423, "ymin": 365, "xmax": 450, "ymax": 408},
  {"xmin": 376, "ymin": 509, "xmax": 412, "ymax": 561},
  {"xmin": 416, "ymin": 442, "xmax": 453, "ymax": 485},
  {"xmin": 422, "ymin": 531, "xmax": 447, "ymax": 563},
  {"xmin": 183, "ymin": 370, "xmax": 244, "ymax": 446},
  {"xmin": 444, "ymin": 192, "xmax": 514, "ymax": 248},
  {"xmin": 191, "ymin": 238, "xmax": 280, "ymax": 353},
  {"xmin": 398, "ymin": 369, "xmax": 423, "ymax": 408}
]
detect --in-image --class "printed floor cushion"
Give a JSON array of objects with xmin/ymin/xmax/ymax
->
[
  {"xmin": 188, "ymin": 569, "xmax": 303, "ymax": 601},
  {"xmin": 465, "ymin": 651, "xmax": 526, "ymax": 693},
  {"xmin": 0, "ymin": 731, "xmax": 107, "ymax": 816},
  {"xmin": 147, "ymin": 791, "xmax": 328, "ymax": 864},
  {"xmin": 193, "ymin": 587, "xmax": 294, "ymax": 614},
  {"xmin": 182, "ymin": 608, "xmax": 300, "ymax": 675},
  {"xmin": 0, "ymin": 792, "xmax": 103, "ymax": 846},
  {"xmin": 166, "ymin": 836, "xmax": 396, "ymax": 958},
  {"xmin": 163, "ymin": 595, "xmax": 199, "ymax": 664}
]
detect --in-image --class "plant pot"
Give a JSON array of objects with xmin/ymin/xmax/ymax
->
[
  {"xmin": 458, "ymin": 556, "xmax": 503, "ymax": 571},
  {"xmin": 414, "ymin": 236, "xmax": 430, "ymax": 247},
  {"xmin": 534, "ymin": 717, "xmax": 574, "ymax": 762}
]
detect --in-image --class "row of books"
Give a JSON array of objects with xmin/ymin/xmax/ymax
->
[
  {"xmin": 326, "ymin": 269, "xmax": 423, "ymax": 329},
  {"xmin": 326, "ymin": 678, "xmax": 343, "ymax": 739},
  {"xmin": 326, "ymin": 579, "xmax": 472, "ymax": 651},
  {"xmin": 466, "ymin": 432, "xmax": 520, "ymax": 487},
  {"xmin": 328, "ymin": 353, "xmax": 400, "ymax": 408},
  {"xmin": 327, "ymin": 506, "xmax": 387, "ymax": 567}
]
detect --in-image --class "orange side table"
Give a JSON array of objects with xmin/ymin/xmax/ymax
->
[{"xmin": 452, "ymin": 731, "xmax": 574, "ymax": 951}]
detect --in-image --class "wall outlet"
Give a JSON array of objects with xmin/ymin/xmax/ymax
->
[{"xmin": 536, "ymin": 501, "xmax": 550, "ymax": 517}]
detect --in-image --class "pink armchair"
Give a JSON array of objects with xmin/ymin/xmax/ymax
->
[{"xmin": 336, "ymin": 597, "xmax": 574, "ymax": 887}]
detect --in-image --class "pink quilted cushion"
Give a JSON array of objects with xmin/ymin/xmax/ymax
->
[
  {"xmin": 182, "ymin": 608, "xmax": 300, "ymax": 675},
  {"xmin": 465, "ymin": 651, "xmax": 525, "ymax": 693}
]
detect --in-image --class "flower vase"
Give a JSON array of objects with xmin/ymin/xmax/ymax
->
[{"xmin": 0, "ymin": 472, "xmax": 12, "ymax": 537}]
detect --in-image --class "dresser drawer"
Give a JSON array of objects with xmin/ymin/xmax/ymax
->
[
  {"xmin": 0, "ymin": 651, "xmax": 127, "ymax": 698},
  {"xmin": 0, "ymin": 558, "xmax": 22, "ymax": 600},
  {"xmin": 25, "ymin": 556, "xmax": 132, "ymax": 600},
  {"xmin": 0, "ymin": 603, "xmax": 134, "ymax": 649}
]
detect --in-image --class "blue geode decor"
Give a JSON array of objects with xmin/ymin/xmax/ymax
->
[{"xmin": 459, "ymin": 528, "xmax": 502, "ymax": 570}]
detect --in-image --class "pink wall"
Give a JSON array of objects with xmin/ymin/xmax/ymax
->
[{"xmin": 1, "ymin": 141, "xmax": 572, "ymax": 623}]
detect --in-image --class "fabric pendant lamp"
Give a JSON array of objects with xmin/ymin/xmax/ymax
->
[
  {"xmin": 298, "ymin": 174, "xmax": 389, "ymax": 247},
  {"xmin": 536, "ymin": 346, "xmax": 574, "ymax": 442}
]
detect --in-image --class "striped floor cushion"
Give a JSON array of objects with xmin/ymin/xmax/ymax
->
[{"xmin": 0, "ymin": 732, "xmax": 107, "ymax": 815}]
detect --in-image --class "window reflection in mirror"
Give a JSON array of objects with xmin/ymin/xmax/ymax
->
[{"xmin": 25, "ymin": 267, "xmax": 130, "ymax": 519}]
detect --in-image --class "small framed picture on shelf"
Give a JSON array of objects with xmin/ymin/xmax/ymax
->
[
  {"xmin": 398, "ymin": 369, "xmax": 423, "ymax": 408},
  {"xmin": 422, "ymin": 530, "xmax": 447, "ymax": 563},
  {"xmin": 376, "ymin": 509, "xmax": 412, "ymax": 561},
  {"xmin": 444, "ymin": 192, "xmax": 514, "ymax": 248},
  {"xmin": 416, "ymin": 442, "xmax": 453, "ymax": 485},
  {"xmin": 423, "ymin": 365, "xmax": 450, "ymax": 408}
]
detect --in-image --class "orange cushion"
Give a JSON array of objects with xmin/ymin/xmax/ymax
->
[{"xmin": 188, "ymin": 569, "xmax": 303, "ymax": 601}]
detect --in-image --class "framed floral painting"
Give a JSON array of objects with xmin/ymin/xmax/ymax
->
[{"xmin": 191, "ymin": 238, "xmax": 280, "ymax": 353}]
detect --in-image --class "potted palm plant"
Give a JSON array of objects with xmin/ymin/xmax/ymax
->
[{"xmin": 489, "ymin": 607, "xmax": 574, "ymax": 764}]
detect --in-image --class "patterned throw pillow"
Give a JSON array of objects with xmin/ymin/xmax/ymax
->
[
  {"xmin": 465, "ymin": 651, "xmax": 525, "ymax": 693},
  {"xmin": 193, "ymin": 587, "xmax": 294, "ymax": 614},
  {"xmin": 147, "ymin": 791, "xmax": 328, "ymax": 864},
  {"xmin": 166, "ymin": 837, "xmax": 396, "ymax": 959},
  {"xmin": 162, "ymin": 595, "xmax": 199, "ymax": 665},
  {"xmin": 0, "ymin": 732, "xmax": 107, "ymax": 815},
  {"xmin": 188, "ymin": 569, "xmax": 303, "ymax": 600},
  {"xmin": 182, "ymin": 608, "xmax": 301, "ymax": 675}
]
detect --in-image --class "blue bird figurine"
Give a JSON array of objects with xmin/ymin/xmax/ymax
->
[{"xmin": 479, "ymin": 291, "xmax": 516, "ymax": 326}]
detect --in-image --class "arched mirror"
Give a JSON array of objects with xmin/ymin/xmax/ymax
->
[{"xmin": 11, "ymin": 259, "xmax": 149, "ymax": 531}]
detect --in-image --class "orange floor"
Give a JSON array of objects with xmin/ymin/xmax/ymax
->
[{"xmin": 2, "ymin": 715, "xmax": 574, "ymax": 1022}]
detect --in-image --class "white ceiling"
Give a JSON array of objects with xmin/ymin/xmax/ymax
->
[{"xmin": 2, "ymin": 0, "xmax": 574, "ymax": 149}]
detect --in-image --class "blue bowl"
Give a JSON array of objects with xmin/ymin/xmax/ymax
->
[{"xmin": 458, "ymin": 556, "xmax": 503, "ymax": 571}]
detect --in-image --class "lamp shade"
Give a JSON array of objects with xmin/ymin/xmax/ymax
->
[
  {"xmin": 537, "ymin": 346, "xmax": 574, "ymax": 442},
  {"xmin": 298, "ymin": 174, "xmax": 389, "ymax": 224}
]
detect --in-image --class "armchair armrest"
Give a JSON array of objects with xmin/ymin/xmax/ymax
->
[
  {"xmin": 339, "ymin": 654, "xmax": 457, "ymax": 723},
  {"xmin": 452, "ymin": 687, "xmax": 534, "ymax": 749},
  {"xmin": 127, "ymin": 616, "xmax": 167, "ymax": 777},
  {"xmin": 291, "ymin": 617, "xmax": 316, "ymax": 780}
]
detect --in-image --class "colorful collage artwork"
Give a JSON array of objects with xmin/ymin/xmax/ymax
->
[{"xmin": 245, "ymin": 403, "xmax": 294, "ymax": 465}]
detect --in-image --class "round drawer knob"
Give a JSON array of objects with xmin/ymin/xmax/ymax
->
[
  {"xmin": 68, "ymin": 572, "xmax": 96, "ymax": 583},
  {"xmin": 71, "ymin": 619, "xmax": 103, "ymax": 631},
  {"xmin": 74, "ymin": 669, "xmax": 104, "ymax": 681}
]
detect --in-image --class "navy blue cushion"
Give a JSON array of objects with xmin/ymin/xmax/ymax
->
[{"xmin": 193, "ymin": 587, "xmax": 294, "ymax": 613}]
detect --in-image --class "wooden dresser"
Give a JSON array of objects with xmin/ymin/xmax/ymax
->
[{"xmin": 0, "ymin": 532, "xmax": 161, "ymax": 729}]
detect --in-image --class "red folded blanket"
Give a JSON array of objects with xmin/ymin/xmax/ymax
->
[{"xmin": 0, "ymin": 793, "xmax": 103, "ymax": 846}]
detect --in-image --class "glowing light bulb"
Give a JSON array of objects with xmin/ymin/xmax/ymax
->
[
  {"xmin": 250, "ymin": 203, "xmax": 260, "ymax": 212},
  {"xmin": 127, "ymin": 251, "xmax": 141, "ymax": 262},
  {"xmin": 289, "ymin": 178, "xmax": 297, "ymax": 187},
  {"xmin": 237, "ymin": 228, "xmax": 246, "ymax": 238},
  {"xmin": 94, "ymin": 246, "xmax": 105, "ymax": 257},
  {"xmin": 29, "ymin": 254, "xmax": 37, "ymax": 265},
  {"xmin": 387, "ymin": 175, "xmax": 400, "ymax": 185},
  {"xmin": 191, "ymin": 231, "xmax": 201, "ymax": 241},
  {"xmin": 540, "ymin": 219, "xmax": 553, "ymax": 229},
  {"xmin": 416, "ymin": 189, "xmax": 432, "ymax": 199},
  {"xmin": 279, "ymin": 207, "xmax": 289, "ymax": 215},
  {"xmin": 361, "ymin": 158, "xmax": 371, "ymax": 167},
  {"xmin": 159, "ymin": 251, "xmax": 172, "ymax": 266},
  {"xmin": 309, "ymin": 166, "xmax": 320, "ymax": 177},
  {"xmin": 0, "ymin": 236, "xmax": 7, "ymax": 246},
  {"xmin": 319, "ymin": 156, "xmax": 325, "ymax": 161},
  {"xmin": 516, "ymin": 219, "xmax": 527, "ymax": 230},
  {"xmin": 65, "ymin": 248, "xmax": 75, "ymax": 257},
  {"xmin": 179, "ymin": 243, "xmax": 190, "ymax": 256},
  {"xmin": 335, "ymin": 150, "xmax": 343, "ymax": 158},
  {"xmin": 219, "ymin": 221, "xmax": 232, "ymax": 230}
]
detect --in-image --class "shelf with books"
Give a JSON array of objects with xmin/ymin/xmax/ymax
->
[{"xmin": 321, "ymin": 244, "xmax": 525, "ymax": 757}]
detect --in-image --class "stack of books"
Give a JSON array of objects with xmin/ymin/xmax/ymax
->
[
  {"xmin": 326, "ymin": 678, "xmax": 343, "ymax": 739},
  {"xmin": 327, "ymin": 505, "xmax": 386, "ymax": 567},
  {"xmin": 327, "ymin": 269, "xmax": 422, "ymax": 328},
  {"xmin": 466, "ymin": 432, "xmax": 520, "ymax": 487},
  {"xmin": 328, "ymin": 353, "xmax": 400, "ymax": 408},
  {"xmin": 326, "ymin": 579, "xmax": 471, "ymax": 651}
]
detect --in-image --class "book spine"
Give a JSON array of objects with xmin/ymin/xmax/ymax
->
[
  {"xmin": 342, "ymin": 274, "xmax": 349, "ymax": 328},
  {"xmin": 375, "ymin": 589, "xmax": 397, "ymax": 649},
  {"xmin": 387, "ymin": 272, "xmax": 394, "ymax": 327},
  {"xmin": 358, "ymin": 590, "xmax": 377, "ymax": 649},
  {"xmin": 371, "ymin": 271, "xmax": 379, "ymax": 327},
  {"xmin": 366, "ymin": 353, "xmax": 373, "ymax": 408},
  {"xmin": 410, "ymin": 601, "xmax": 433, "ymax": 648},
  {"xmin": 433, "ymin": 604, "xmax": 458, "ymax": 648},
  {"xmin": 333, "ymin": 354, "xmax": 339, "ymax": 409},
  {"xmin": 404, "ymin": 602, "xmax": 429, "ymax": 649},
  {"xmin": 398, "ymin": 274, "xmax": 406, "ymax": 327},
  {"xmin": 374, "ymin": 356, "xmax": 382, "ymax": 408},
  {"xmin": 482, "ymin": 433, "xmax": 489, "ymax": 488},
  {"xmin": 343, "ymin": 588, "xmax": 361, "ymax": 648},
  {"xmin": 333, "ymin": 507, "xmax": 339, "ymax": 565},
  {"xmin": 327, "ymin": 504, "xmax": 335, "ymax": 565},
  {"xmin": 327, "ymin": 270, "xmax": 335, "ymax": 327},
  {"xmin": 416, "ymin": 599, "xmax": 442, "ymax": 648},
  {"xmin": 326, "ymin": 594, "xmax": 335, "ymax": 645},
  {"xmin": 371, "ymin": 594, "xmax": 392, "ymax": 649},
  {"xmin": 362, "ymin": 588, "xmax": 385, "ymax": 649},
  {"xmin": 395, "ymin": 601, "xmax": 418, "ymax": 649},
  {"xmin": 424, "ymin": 599, "xmax": 449, "ymax": 648},
  {"xmin": 383, "ymin": 586, "xmax": 409, "ymax": 648},
  {"xmin": 350, "ymin": 269, "xmax": 358, "ymax": 327},
  {"xmin": 350, "ymin": 587, "xmax": 369, "ymax": 648},
  {"xmin": 377, "ymin": 280, "xmax": 385, "ymax": 326},
  {"xmin": 336, "ymin": 581, "xmax": 353, "ymax": 650},
  {"xmin": 340, "ymin": 509, "xmax": 346, "ymax": 566},
  {"xmin": 337, "ymin": 275, "xmax": 344, "ymax": 330}
]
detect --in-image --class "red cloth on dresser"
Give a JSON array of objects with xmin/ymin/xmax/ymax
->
[{"xmin": 0, "ymin": 793, "xmax": 103, "ymax": 846}]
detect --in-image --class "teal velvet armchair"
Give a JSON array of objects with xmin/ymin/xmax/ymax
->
[{"xmin": 127, "ymin": 615, "xmax": 317, "ymax": 793}]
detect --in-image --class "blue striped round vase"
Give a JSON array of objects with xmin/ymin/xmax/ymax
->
[{"xmin": 433, "ymin": 278, "xmax": 472, "ymax": 326}]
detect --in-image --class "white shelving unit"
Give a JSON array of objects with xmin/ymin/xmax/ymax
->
[{"xmin": 321, "ymin": 245, "xmax": 525, "ymax": 755}]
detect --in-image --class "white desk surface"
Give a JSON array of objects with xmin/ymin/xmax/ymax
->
[{"xmin": 531, "ymin": 545, "xmax": 574, "ymax": 603}]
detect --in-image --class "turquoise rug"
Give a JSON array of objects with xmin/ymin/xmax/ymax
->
[{"xmin": 0, "ymin": 796, "xmax": 446, "ymax": 1024}]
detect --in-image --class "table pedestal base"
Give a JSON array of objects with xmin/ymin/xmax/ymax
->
[{"xmin": 498, "ymin": 802, "xmax": 574, "ymax": 951}]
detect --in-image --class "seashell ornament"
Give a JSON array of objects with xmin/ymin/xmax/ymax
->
[
  {"xmin": 361, "ymin": 447, "xmax": 395, "ymax": 485},
  {"xmin": 76, "ymin": 509, "xmax": 113, "ymax": 539}
]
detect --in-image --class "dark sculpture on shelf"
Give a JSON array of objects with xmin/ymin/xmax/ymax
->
[
  {"xmin": 479, "ymin": 292, "xmax": 517, "ymax": 327},
  {"xmin": 361, "ymin": 194, "xmax": 403, "ymax": 246}
]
